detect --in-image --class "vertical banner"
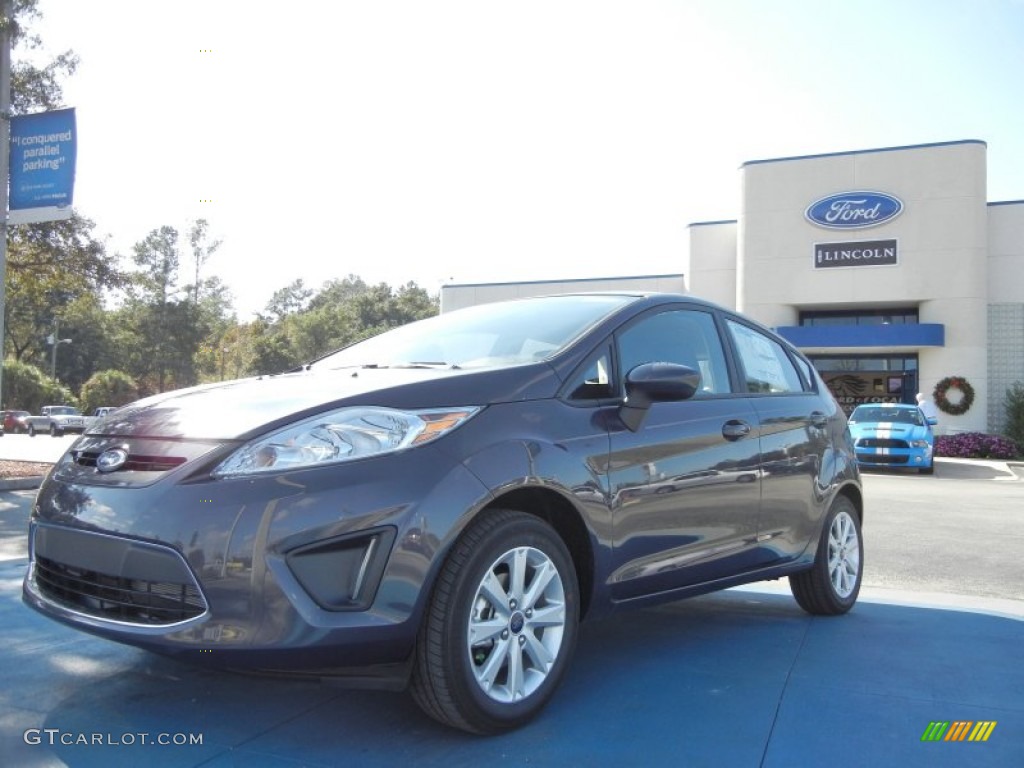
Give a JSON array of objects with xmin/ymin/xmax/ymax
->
[{"xmin": 8, "ymin": 107, "xmax": 76, "ymax": 224}]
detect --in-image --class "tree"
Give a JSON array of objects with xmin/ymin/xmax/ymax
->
[
  {"xmin": 132, "ymin": 226, "xmax": 180, "ymax": 306},
  {"xmin": 128, "ymin": 226, "xmax": 202, "ymax": 391},
  {"xmin": 3, "ymin": 1, "xmax": 125, "ymax": 405},
  {"xmin": 119, "ymin": 226, "xmax": 237, "ymax": 392},
  {"xmin": 247, "ymin": 278, "xmax": 440, "ymax": 374},
  {"xmin": 7, "ymin": 1, "xmax": 79, "ymax": 116},
  {"xmin": 4, "ymin": 213, "xmax": 124, "ymax": 366},
  {"xmin": 249, "ymin": 318, "xmax": 301, "ymax": 375},
  {"xmin": 262, "ymin": 278, "xmax": 313, "ymax": 323},
  {"xmin": 305, "ymin": 274, "xmax": 369, "ymax": 313},
  {"xmin": 45, "ymin": 293, "xmax": 122, "ymax": 393},
  {"xmin": 187, "ymin": 219, "xmax": 222, "ymax": 306}
]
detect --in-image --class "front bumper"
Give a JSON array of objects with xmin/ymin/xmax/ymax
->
[
  {"xmin": 854, "ymin": 444, "xmax": 932, "ymax": 468},
  {"xmin": 23, "ymin": 440, "xmax": 491, "ymax": 682}
]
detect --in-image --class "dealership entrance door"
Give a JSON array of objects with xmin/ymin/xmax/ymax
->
[{"xmin": 809, "ymin": 354, "xmax": 919, "ymax": 416}]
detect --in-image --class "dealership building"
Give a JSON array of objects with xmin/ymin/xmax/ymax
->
[{"xmin": 441, "ymin": 139, "xmax": 1024, "ymax": 435}]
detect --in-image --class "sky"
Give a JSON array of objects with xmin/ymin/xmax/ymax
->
[{"xmin": 25, "ymin": 0, "xmax": 1024, "ymax": 319}]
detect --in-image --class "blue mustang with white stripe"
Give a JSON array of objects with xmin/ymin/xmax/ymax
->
[{"xmin": 848, "ymin": 403, "xmax": 935, "ymax": 475}]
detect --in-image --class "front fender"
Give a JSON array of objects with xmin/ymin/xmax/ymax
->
[{"xmin": 445, "ymin": 401, "xmax": 615, "ymax": 617}]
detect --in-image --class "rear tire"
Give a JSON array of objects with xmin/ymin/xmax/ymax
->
[
  {"xmin": 410, "ymin": 509, "xmax": 579, "ymax": 734},
  {"xmin": 790, "ymin": 496, "xmax": 862, "ymax": 615}
]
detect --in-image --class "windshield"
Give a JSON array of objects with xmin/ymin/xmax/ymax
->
[
  {"xmin": 850, "ymin": 406, "xmax": 924, "ymax": 426},
  {"xmin": 48, "ymin": 406, "xmax": 81, "ymax": 416},
  {"xmin": 312, "ymin": 295, "xmax": 634, "ymax": 370}
]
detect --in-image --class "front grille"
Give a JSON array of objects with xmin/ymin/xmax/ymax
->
[
  {"xmin": 857, "ymin": 452, "xmax": 908, "ymax": 465},
  {"xmin": 857, "ymin": 438, "xmax": 908, "ymax": 449},
  {"xmin": 35, "ymin": 556, "xmax": 206, "ymax": 625},
  {"xmin": 31, "ymin": 525, "xmax": 207, "ymax": 626},
  {"xmin": 72, "ymin": 450, "xmax": 187, "ymax": 472}
]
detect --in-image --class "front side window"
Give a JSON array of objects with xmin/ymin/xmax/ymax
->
[
  {"xmin": 726, "ymin": 320, "xmax": 804, "ymax": 394},
  {"xmin": 616, "ymin": 309, "xmax": 730, "ymax": 396}
]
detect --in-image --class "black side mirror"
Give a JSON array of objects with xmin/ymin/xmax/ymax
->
[{"xmin": 619, "ymin": 362, "xmax": 701, "ymax": 432}]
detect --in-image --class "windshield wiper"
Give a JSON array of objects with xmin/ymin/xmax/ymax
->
[
  {"xmin": 391, "ymin": 361, "xmax": 451, "ymax": 369},
  {"xmin": 314, "ymin": 362, "xmax": 463, "ymax": 371}
]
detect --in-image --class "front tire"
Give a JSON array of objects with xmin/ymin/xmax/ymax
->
[
  {"xmin": 411, "ymin": 509, "xmax": 579, "ymax": 734},
  {"xmin": 790, "ymin": 495, "xmax": 862, "ymax": 615},
  {"xmin": 49, "ymin": 423, "xmax": 61, "ymax": 437},
  {"xmin": 28, "ymin": 424, "xmax": 36, "ymax": 437}
]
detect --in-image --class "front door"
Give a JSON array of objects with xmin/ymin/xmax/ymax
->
[{"xmin": 607, "ymin": 307, "xmax": 763, "ymax": 600}]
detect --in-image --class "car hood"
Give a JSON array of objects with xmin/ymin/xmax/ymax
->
[
  {"xmin": 86, "ymin": 364, "xmax": 559, "ymax": 440},
  {"xmin": 849, "ymin": 422, "xmax": 930, "ymax": 440}
]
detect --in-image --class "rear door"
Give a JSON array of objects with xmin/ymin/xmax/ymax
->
[{"xmin": 722, "ymin": 318, "xmax": 833, "ymax": 564}]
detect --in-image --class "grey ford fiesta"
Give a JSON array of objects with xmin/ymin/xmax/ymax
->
[{"xmin": 24, "ymin": 293, "xmax": 863, "ymax": 734}]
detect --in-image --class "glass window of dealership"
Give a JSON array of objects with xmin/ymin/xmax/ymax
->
[{"xmin": 441, "ymin": 140, "xmax": 1024, "ymax": 435}]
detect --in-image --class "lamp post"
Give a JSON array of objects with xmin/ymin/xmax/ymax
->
[
  {"xmin": 48, "ymin": 319, "xmax": 72, "ymax": 380},
  {"xmin": 0, "ymin": 0, "xmax": 13, "ymax": 406}
]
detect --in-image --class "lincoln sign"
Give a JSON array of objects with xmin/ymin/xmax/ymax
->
[{"xmin": 815, "ymin": 239, "xmax": 898, "ymax": 269}]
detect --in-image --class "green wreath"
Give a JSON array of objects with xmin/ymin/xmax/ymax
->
[{"xmin": 933, "ymin": 376, "xmax": 975, "ymax": 416}]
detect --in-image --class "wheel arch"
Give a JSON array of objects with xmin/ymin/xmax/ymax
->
[
  {"xmin": 481, "ymin": 486, "xmax": 596, "ymax": 621},
  {"xmin": 835, "ymin": 481, "xmax": 864, "ymax": 524}
]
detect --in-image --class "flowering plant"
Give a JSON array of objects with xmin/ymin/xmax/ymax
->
[
  {"xmin": 933, "ymin": 376, "xmax": 975, "ymax": 416},
  {"xmin": 934, "ymin": 432, "xmax": 1019, "ymax": 460}
]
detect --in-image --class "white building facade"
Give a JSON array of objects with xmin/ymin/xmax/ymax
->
[{"xmin": 441, "ymin": 140, "xmax": 1024, "ymax": 435}]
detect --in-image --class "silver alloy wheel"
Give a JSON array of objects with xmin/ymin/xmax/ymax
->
[
  {"xmin": 466, "ymin": 545, "xmax": 566, "ymax": 704},
  {"xmin": 828, "ymin": 509, "xmax": 861, "ymax": 598}
]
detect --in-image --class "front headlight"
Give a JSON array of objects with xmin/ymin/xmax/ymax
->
[
  {"xmin": 213, "ymin": 406, "xmax": 480, "ymax": 477},
  {"xmin": 910, "ymin": 439, "xmax": 931, "ymax": 449}
]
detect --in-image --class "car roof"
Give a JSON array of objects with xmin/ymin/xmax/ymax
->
[
  {"xmin": 536, "ymin": 291, "xmax": 724, "ymax": 308},
  {"xmin": 851, "ymin": 404, "xmax": 921, "ymax": 415}
]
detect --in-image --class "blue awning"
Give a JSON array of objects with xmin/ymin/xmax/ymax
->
[{"xmin": 776, "ymin": 323, "xmax": 945, "ymax": 349}]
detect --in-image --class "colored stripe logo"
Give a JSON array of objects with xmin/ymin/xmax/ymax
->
[{"xmin": 921, "ymin": 721, "xmax": 997, "ymax": 742}]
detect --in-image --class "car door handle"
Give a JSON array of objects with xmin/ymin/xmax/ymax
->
[
  {"xmin": 809, "ymin": 411, "xmax": 828, "ymax": 429},
  {"xmin": 722, "ymin": 420, "xmax": 751, "ymax": 440}
]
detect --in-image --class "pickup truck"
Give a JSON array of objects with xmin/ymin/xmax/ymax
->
[
  {"xmin": 25, "ymin": 405, "xmax": 87, "ymax": 437},
  {"xmin": 83, "ymin": 406, "xmax": 118, "ymax": 430}
]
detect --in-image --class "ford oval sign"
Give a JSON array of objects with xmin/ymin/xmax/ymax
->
[
  {"xmin": 96, "ymin": 448, "xmax": 129, "ymax": 473},
  {"xmin": 805, "ymin": 191, "xmax": 903, "ymax": 229}
]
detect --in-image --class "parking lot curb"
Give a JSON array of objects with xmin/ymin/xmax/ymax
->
[{"xmin": 0, "ymin": 476, "xmax": 45, "ymax": 492}]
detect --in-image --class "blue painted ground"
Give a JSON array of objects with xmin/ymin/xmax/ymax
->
[{"xmin": 1, "ymin": 553, "xmax": 1020, "ymax": 768}]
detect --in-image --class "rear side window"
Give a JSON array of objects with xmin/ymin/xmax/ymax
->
[{"xmin": 725, "ymin": 320, "xmax": 805, "ymax": 394}]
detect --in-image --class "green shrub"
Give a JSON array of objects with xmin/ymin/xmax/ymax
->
[
  {"xmin": 79, "ymin": 370, "xmax": 140, "ymax": 413},
  {"xmin": 1005, "ymin": 381, "xmax": 1024, "ymax": 451},
  {"xmin": 1, "ymin": 359, "xmax": 77, "ymax": 413}
]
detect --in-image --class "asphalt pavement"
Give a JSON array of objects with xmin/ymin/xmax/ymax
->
[{"xmin": 0, "ymin": 441, "xmax": 1021, "ymax": 767}]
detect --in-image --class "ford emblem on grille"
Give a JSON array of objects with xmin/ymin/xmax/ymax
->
[
  {"xmin": 96, "ymin": 448, "xmax": 129, "ymax": 473},
  {"xmin": 805, "ymin": 191, "xmax": 903, "ymax": 229}
]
